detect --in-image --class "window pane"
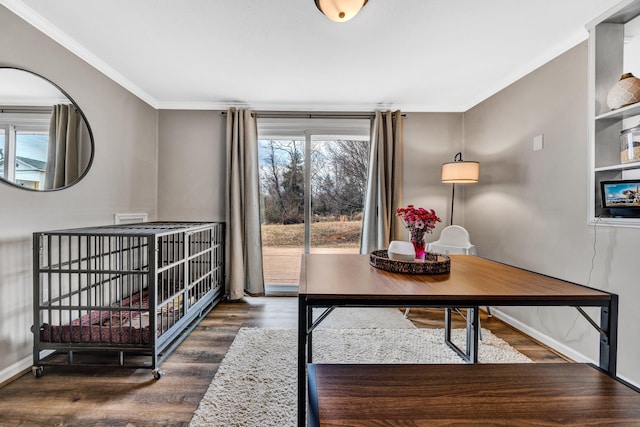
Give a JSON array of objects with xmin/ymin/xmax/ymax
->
[
  {"xmin": 15, "ymin": 132, "xmax": 48, "ymax": 190},
  {"xmin": 309, "ymin": 139, "xmax": 368, "ymax": 252},
  {"xmin": 257, "ymin": 118, "xmax": 370, "ymax": 290},
  {"xmin": 259, "ymin": 138, "xmax": 306, "ymax": 286},
  {"xmin": 258, "ymin": 137, "xmax": 369, "ymax": 287}
]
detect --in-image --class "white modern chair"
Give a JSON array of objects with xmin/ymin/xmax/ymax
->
[
  {"xmin": 427, "ymin": 225, "xmax": 477, "ymax": 256},
  {"xmin": 404, "ymin": 225, "xmax": 491, "ymax": 321}
]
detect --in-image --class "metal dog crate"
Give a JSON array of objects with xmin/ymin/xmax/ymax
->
[{"xmin": 32, "ymin": 221, "xmax": 224, "ymax": 379}]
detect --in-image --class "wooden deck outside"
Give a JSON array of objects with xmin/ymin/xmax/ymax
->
[{"xmin": 262, "ymin": 246, "xmax": 359, "ymax": 285}]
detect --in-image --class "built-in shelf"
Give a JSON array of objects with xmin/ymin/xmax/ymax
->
[
  {"xmin": 595, "ymin": 101, "xmax": 640, "ymax": 121},
  {"xmin": 589, "ymin": 216, "xmax": 640, "ymax": 227},
  {"xmin": 588, "ymin": 0, "xmax": 640, "ymax": 226},
  {"xmin": 594, "ymin": 160, "xmax": 640, "ymax": 172}
]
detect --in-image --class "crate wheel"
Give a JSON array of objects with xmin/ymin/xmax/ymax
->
[
  {"xmin": 152, "ymin": 369, "xmax": 164, "ymax": 380},
  {"xmin": 32, "ymin": 366, "xmax": 44, "ymax": 378}
]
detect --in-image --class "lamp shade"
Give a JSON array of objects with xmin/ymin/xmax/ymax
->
[
  {"xmin": 315, "ymin": 0, "xmax": 368, "ymax": 22},
  {"xmin": 441, "ymin": 161, "xmax": 479, "ymax": 183}
]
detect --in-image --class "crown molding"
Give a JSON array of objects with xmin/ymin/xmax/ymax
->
[
  {"xmin": 459, "ymin": 28, "xmax": 589, "ymax": 112},
  {"xmin": 0, "ymin": 0, "xmax": 159, "ymax": 108}
]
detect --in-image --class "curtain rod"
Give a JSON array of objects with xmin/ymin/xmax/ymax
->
[
  {"xmin": 0, "ymin": 106, "xmax": 52, "ymax": 114},
  {"xmin": 220, "ymin": 110, "xmax": 406, "ymax": 119}
]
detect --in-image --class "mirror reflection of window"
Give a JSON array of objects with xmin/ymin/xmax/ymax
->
[
  {"xmin": 0, "ymin": 68, "xmax": 93, "ymax": 191},
  {"xmin": 16, "ymin": 129, "xmax": 48, "ymax": 190},
  {"xmin": 0, "ymin": 112, "xmax": 50, "ymax": 189}
]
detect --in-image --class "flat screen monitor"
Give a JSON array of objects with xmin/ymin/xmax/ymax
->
[{"xmin": 600, "ymin": 180, "xmax": 640, "ymax": 217}]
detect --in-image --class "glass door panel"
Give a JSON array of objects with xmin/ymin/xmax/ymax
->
[
  {"xmin": 308, "ymin": 137, "xmax": 369, "ymax": 255},
  {"xmin": 257, "ymin": 118, "xmax": 370, "ymax": 290},
  {"xmin": 258, "ymin": 138, "xmax": 306, "ymax": 287}
]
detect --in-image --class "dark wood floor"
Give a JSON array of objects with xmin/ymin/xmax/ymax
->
[{"xmin": 0, "ymin": 297, "xmax": 567, "ymax": 426}]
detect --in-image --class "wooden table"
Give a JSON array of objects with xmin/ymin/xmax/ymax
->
[
  {"xmin": 307, "ymin": 363, "xmax": 640, "ymax": 426},
  {"xmin": 297, "ymin": 254, "xmax": 619, "ymax": 426}
]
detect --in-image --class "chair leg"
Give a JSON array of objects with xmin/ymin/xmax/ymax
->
[
  {"xmin": 454, "ymin": 308, "xmax": 483, "ymax": 341},
  {"xmin": 486, "ymin": 306, "xmax": 492, "ymax": 317},
  {"xmin": 404, "ymin": 307, "xmax": 483, "ymax": 341}
]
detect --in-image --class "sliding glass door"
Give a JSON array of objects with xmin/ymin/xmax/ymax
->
[{"xmin": 257, "ymin": 118, "xmax": 370, "ymax": 291}]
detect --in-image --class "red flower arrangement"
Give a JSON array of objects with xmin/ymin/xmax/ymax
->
[
  {"xmin": 396, "ymin": 205, "xmax": 440, "ymax": 234},
  {"xmin": 396, "ymin": 205, "xmax": 440, "ymax": 260}
]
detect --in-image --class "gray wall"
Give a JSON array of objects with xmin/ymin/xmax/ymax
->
[
  {"xmin": 465, "ymin": 42, "xmax": 640, "ymax": 386},
  {"xmin": 157, "ymin": 110, "xmax": 226, "ymax": 221},
  {"xmin": 402, "ymin": 112, "xmax": 464, "ymax": 238},
  {"xmin": 0, "ymin": 6, "xmax": 158, "ymax": 382}
]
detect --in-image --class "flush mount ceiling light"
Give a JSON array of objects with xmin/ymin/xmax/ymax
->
[{"xmin": 314, "ymin": 0, "xmax": 368, "ymax": 22}]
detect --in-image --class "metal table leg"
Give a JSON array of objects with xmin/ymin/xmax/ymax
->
[
  {"xmin": 444, "ymin": 306, "xmax": 479, "ymax": 363},
  {"xmin": 574, "ymin": 296, "xmax": 619, "ymax": 377},
  {"xmin": 600, "ymin": 295, "xmax": 618, "ymax": 376},
  {"xmin": 298, "ymin": 295, "xmax": 308, "ymax": 426}
]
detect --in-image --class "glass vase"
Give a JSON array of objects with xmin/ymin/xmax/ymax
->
[{"xmin": 410, "ymin": 231, "xmax": 426, "ymax": 261}]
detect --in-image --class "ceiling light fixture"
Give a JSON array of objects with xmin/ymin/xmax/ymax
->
[{"xmin": 314, "ymin": 0, "xmax": 368, "ymax": 22}]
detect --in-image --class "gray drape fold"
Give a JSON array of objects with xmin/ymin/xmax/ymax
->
[
  {"xmin": 44, "ymin": 104, "xmax": 88, "ymax": 190},
  {"xmin": 360, "ymin": 110, "xmax": 403, "ymax": 254},
  {"xmin": 225, "ymin": 108, "xmax": 265, "ymax": 299}
]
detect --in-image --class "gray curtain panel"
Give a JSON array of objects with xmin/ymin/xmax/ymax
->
[
  {"xmin": 44, "ymin": 104, "xmax": 83, "ymax": 190},
  {"xmin": 225, "ymin": 108, "xmax": 265, "ymax": 299},
  {"xmin": 360, "ymin": 110, "xmax": 403, "ymax": 254}
]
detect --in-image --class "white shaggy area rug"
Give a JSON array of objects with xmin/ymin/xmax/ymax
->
[
  {"xmin": 190, "ymin": 327, "xmax": 531, "ymax": 427},
  {"xmin": 315, "ymin": 307, "xmax": 416, "ymax": 329}
]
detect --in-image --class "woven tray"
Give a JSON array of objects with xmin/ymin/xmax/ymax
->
[{"xmin": 369, "ymin": 249, "xmax": 451, "ymax": 275}]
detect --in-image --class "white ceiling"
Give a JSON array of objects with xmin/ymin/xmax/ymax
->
[{"xmin": 1, "ymin": 0, "xmax": 624, "ymax": 111}]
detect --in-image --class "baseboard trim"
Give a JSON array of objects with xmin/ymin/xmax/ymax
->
[
  {"xmin": 1, "ymin": 349, "xmax": 57, "ymax": 386},
  {"xmin": 489, "ymin": 307, "xmax": 640, "ymax": 389},
  {"xmin": 265, "ymin": 284, "xmax": 298, "ymax": 296},
  {"xmin": 0, "ymin": 356, "xmax": 31, "ymax": 386},
  {"xmin": 488, "ymin": 307, "xmax": 592, "ymax": 363}
]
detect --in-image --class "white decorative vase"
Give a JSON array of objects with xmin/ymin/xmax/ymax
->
[
  {"xmin": 387, "ymin": 240, "xmax": 416, "ymax": 262},
  {"xmin": 607, "ymin": 73, "xmax": 640, "ymax": 110}
]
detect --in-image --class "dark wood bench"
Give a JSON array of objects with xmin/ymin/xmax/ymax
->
[{"xmin": 307, "ymin": 363, "xmax": 640, "ymax": 426}]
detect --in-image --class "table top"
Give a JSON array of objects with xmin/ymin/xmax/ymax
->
[
  {"xmin": 299, "ymin": 254, "xmax": 612, "ymax": 305},
  {"xmin": 307, "ymin": 363, "xmax": 640, "ymax": 426}
]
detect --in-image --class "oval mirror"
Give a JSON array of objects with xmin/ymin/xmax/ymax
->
[{"xmin": 0, "ymin": 67, "xmax": 94, "ymax": 191}]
